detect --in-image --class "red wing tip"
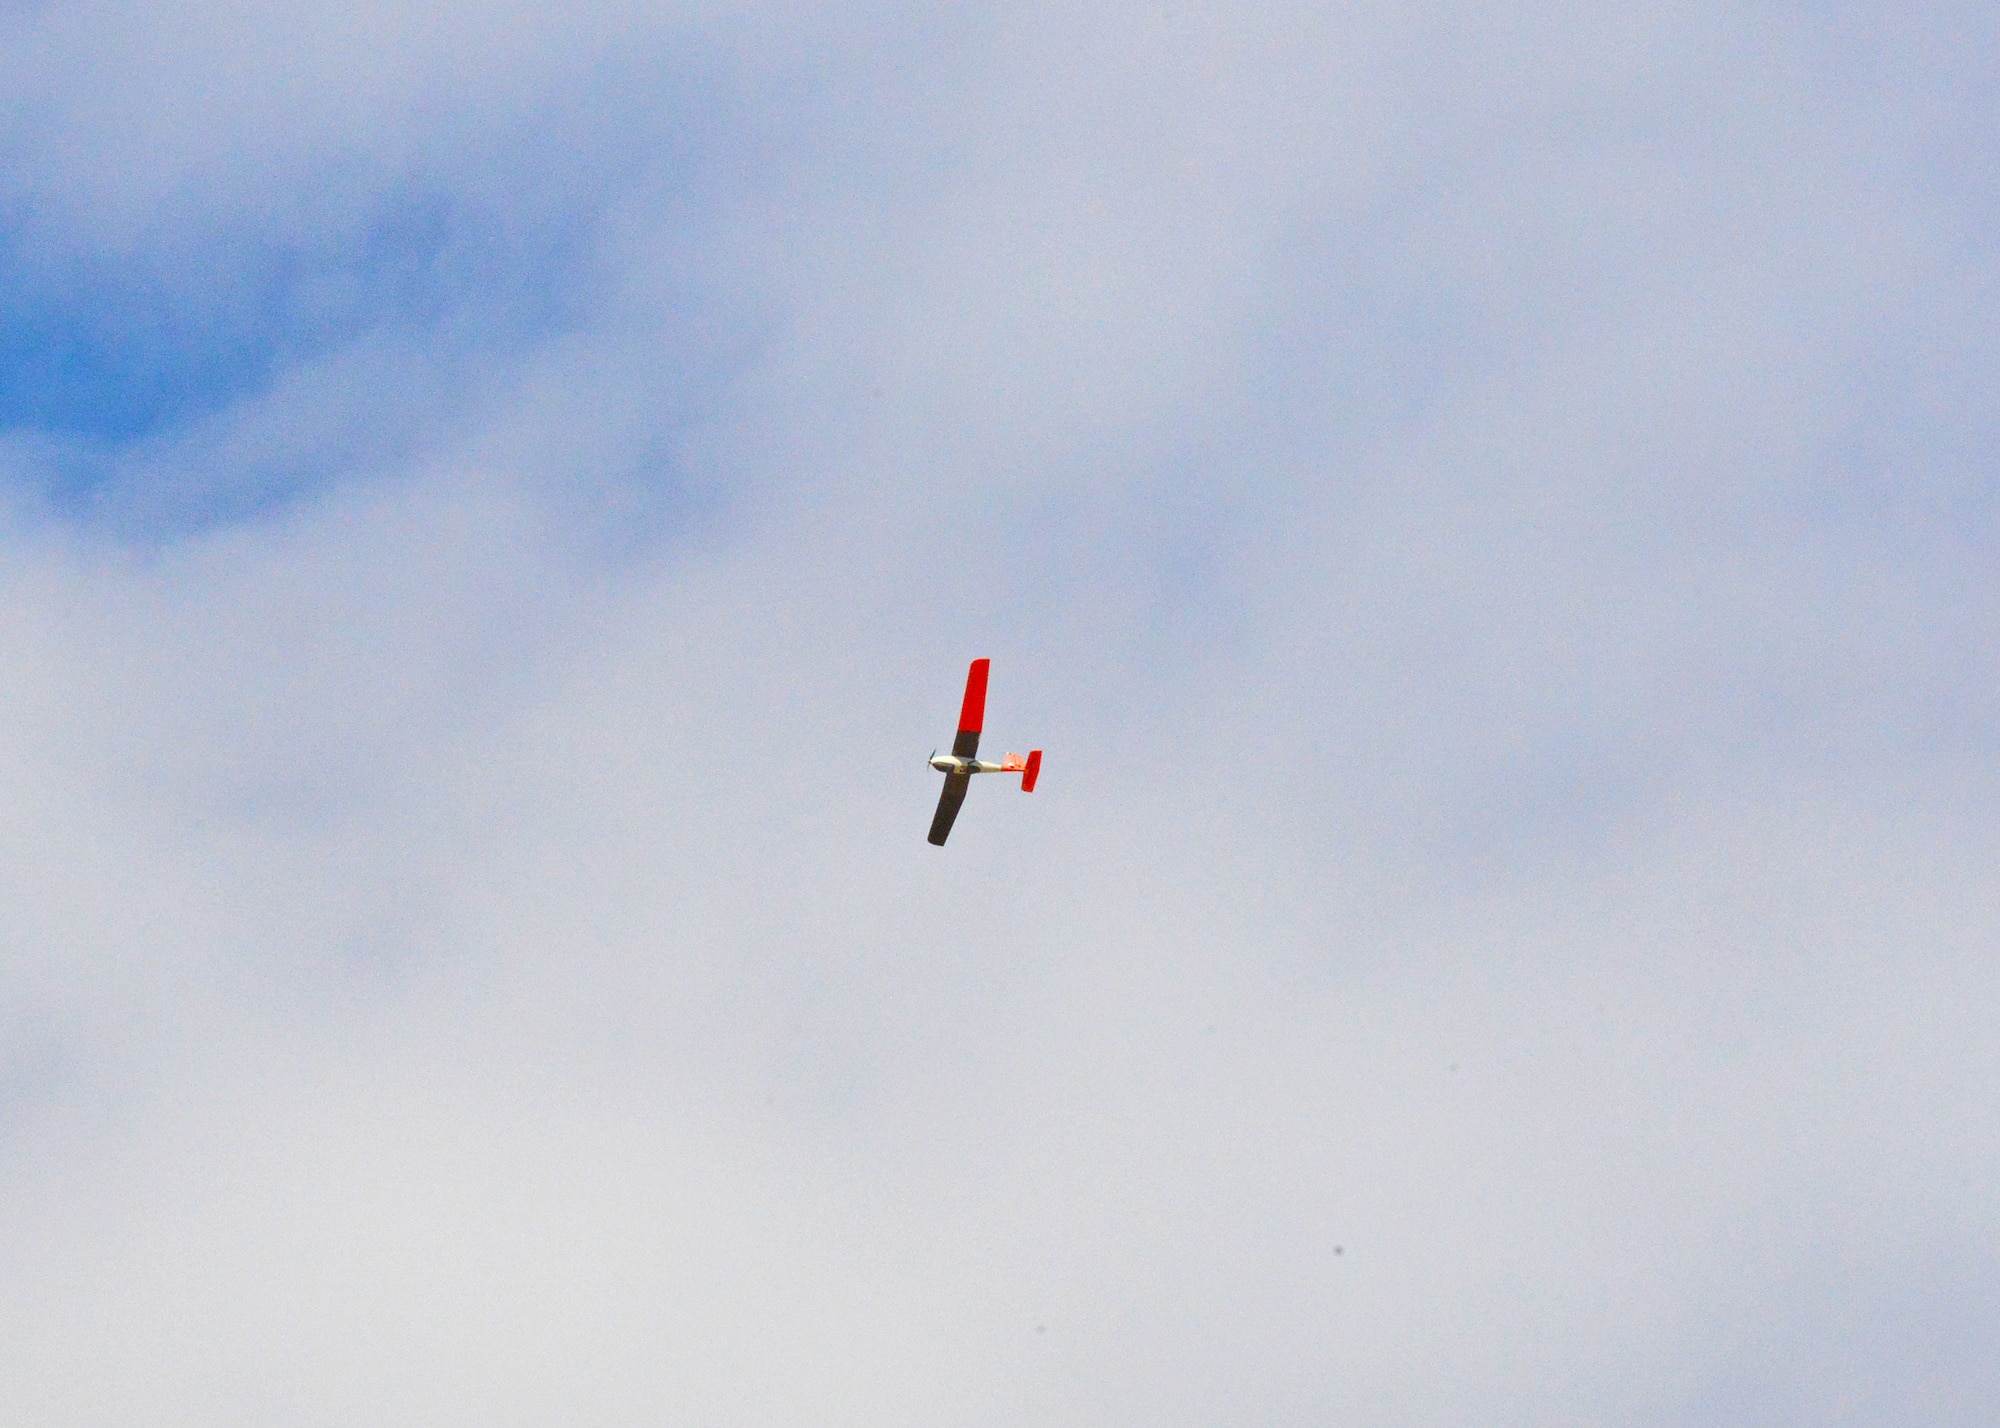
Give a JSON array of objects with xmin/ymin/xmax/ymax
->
[{"xmin": 957, "ymin": 658, "xmax": 991, "ymax": 732}]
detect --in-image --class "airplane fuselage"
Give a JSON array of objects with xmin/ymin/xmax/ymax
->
[{"xmin": 928, "ymin": 754, "xmax": 1010, "ymax": 775}]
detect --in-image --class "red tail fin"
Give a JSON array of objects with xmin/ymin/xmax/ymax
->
[
  {"xmin": 958, "ymin": 659, "xmax": 990, "ymax": 732},
  {"xmin": 1021, "ymin": 749, "xmax": 1042, "ymax": 792}
]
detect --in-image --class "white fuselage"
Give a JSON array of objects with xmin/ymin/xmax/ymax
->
[{"xmin": 929, "ymin": 754, "xmax": 1008, "ymax": 775}]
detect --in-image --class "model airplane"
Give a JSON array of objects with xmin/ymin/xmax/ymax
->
[{"xmin": 927, "ymin": 658, "xmax": 1041, "ymax": 846}]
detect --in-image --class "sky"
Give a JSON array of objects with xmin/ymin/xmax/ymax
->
[{"xmin": 1, "ymin": 0, "xmax": 1997, "ymax": 1422}]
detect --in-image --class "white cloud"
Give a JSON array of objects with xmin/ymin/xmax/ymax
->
[{"xmin": 0, "ymin": 0, "xmax": 1996, "ymax": 1422}]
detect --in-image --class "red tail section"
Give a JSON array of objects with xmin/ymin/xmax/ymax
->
[
  {"xmin": 1021, "ymin": 749, "xmax": 1042, "ymax": 792},
  {"xmin": 958, "ymin": 658, "xmax": 990, "ymax": 733}
]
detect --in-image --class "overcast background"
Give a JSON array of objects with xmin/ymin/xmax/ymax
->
[{"xmin": 1, "ymin": 0, "xmax": 1996, "ymax": 1422}]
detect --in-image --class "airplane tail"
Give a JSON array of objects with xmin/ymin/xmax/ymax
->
[{"xmin": 1021, "ymin": 749, "xmax": 1042, "ymax": 792}]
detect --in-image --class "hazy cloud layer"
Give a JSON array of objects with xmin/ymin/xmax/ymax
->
[{"xmin": 1, "ymin": 1, "xmax": 1997, "ymax": 1423}]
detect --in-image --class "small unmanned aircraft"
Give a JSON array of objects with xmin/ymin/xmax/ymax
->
[{"xmin": 927, "ymin": 658, "xmax": 1040, "ymax": 846}]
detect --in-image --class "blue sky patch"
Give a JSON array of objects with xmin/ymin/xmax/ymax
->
[{"xmin": 0, "ymin": 187, "xmax": 595, "ymax": 516}]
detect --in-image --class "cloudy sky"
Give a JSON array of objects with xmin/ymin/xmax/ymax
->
[{"xmin": 1, "ymin": 0, "xmax": 1997, "ymax": 1421}]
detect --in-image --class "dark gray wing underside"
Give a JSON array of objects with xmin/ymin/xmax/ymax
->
[{"xmin": 928, "ymin": 772, "xmax": 971, "ymax": 846}]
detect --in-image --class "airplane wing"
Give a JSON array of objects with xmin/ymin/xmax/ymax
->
[
  {"xmin": 951, "ymin": 658, "xmax": 988, "ymax": 760},
  {"xmin": 928, "ymin": 771, "xmax": 971, "ymax": 846}
]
